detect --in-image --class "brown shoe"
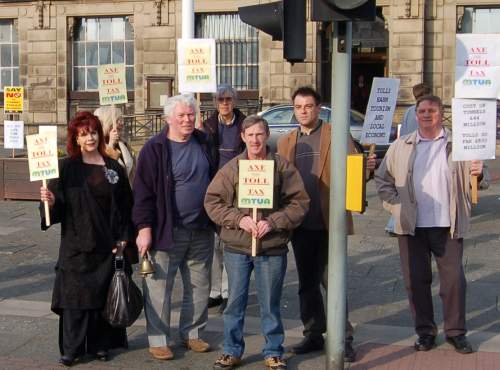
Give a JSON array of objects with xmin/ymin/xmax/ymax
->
[
  {"xmin": 149, "ymin": 346, "xmax": 174, "ymax": 360},
  {"xmin": 213, "ymin": 353, "xmax": 241, "ymax": 369},
  {"xmin": 264, "ymin": 356, "xmax": 287, "ymax": 370},
  {"xmin": 185, "ymin": 338, "xmax": 211, "ymax": 353}
]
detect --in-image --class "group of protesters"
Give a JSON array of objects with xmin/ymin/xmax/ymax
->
[{"xmin": 39, "ymin": 83, "xmax": 484, "ymax": 370}]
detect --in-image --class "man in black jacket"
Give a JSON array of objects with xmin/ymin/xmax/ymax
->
[{"xmin": 202, "ymin": 84, "xmax": 246, "ymax": 312}]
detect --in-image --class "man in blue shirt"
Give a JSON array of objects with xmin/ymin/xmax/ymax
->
[{"xmin": 133, "ymin": 94, "xmax": 216, "ymax": 361}]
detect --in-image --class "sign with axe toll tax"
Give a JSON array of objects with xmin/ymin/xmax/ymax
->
[
  {"xmin": 26, "ymin": 133, "xmax": 59, "ymax": 182},
  {"xmin": 3, "ymin": 86, "xmax": 24, "ymax": 113},
  {"xmin": 98, "ymin": 64, "xmax": 128, "ymax": 105},
  {"xmin": 177, "ymin": 38, "xmax": 217, "ymax": 93},
  {"xmin": 238, "ymin": 160, "xmax": 274, "ymax": 209}
]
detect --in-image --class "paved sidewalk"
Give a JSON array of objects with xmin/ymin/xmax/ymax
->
[{"xmin": 0, "ymin": 158, "xmax": 499, "ymax": 369}]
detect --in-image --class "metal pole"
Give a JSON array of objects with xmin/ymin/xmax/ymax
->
[
  {"xmin": 181, "ymin": 0, "xmax": 194, "ymax": 39},
  {"xmin": 326, "ymin": 20, "xmax": 352, "ymax": 370}
]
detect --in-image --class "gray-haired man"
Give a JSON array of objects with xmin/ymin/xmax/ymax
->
[
  {"xmin": 133, "ymin": 94, "xmax": 216, "ymax": 360},
  {"xmin": 202, "ymin": 85, "xmax": 246, "ymax": 312}
]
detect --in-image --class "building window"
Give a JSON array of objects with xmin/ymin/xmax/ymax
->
[
  {"xmin": 460, "ymin": 7, "xmax": 500, "ymax": 33},
  {"xmin": 72, "ymin": 17, "xmax": 134, "ymax": 91},
  {"xmin": 195, "ymin": 13, "xmax": 258, "ymax": 90},
  {"xmin": 0, "ymin": 19, "xmax": 19, "ymax": 91}
]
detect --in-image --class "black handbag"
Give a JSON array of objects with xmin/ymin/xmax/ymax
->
[{"xmin": 103, "ymin": 255, "xmax": 143, "ymax": 328}]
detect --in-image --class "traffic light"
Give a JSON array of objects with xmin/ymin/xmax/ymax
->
[
  {"xmin": 311, "ymin": 0, "xmax": 376, "ymax": 22},
  {"xmin": 239, "ymin": 0, "xmax": 306, "ymax": 64}
]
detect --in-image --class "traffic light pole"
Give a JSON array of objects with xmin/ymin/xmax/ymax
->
[{"xmin": 327, "ymin": 20, "xmax": 352, "ymax": 370}]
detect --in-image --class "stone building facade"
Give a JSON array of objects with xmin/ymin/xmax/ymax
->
[{"xmin": 0, "ymin": 0, "xmax": 498, "ymax": 133}]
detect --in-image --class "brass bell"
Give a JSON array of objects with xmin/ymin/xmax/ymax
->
[{"xmin": 139, "ymin": 253, "xmax": 155, "ymax": 277}]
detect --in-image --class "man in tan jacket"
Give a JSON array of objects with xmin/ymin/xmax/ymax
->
[
  {"xmin": 375, "ymin": 95, "xmax": 484, "ymax": 354},
  {"xmin": 205, "ymin": 115, "xmax": 309, "ymax": 370},
  {"xmin": 277, "ymin": 86, "xmax": 376, "ymax": 362}
]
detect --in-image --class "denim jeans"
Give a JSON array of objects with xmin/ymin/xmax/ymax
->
[
  {"xmin": 223, "ymin": 251, "xmax": 287, "ymax": 359},
  {"xmin": 142, "ymin": 227, "xmax": 214, "ymax": 347}
]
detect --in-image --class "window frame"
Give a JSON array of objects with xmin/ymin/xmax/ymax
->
[
  {"xmin": 195, "ymin": 13, "xmax": 259, "ymax": 91},
  {"xmin": 68, "ymin": 15, "xmax": 135, "ymax": 96},
  {"xmin": 0, "ymin": 18, "xmax": 20, "ymax": 102}
]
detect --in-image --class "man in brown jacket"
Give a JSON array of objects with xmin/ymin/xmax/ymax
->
[
  {"xmin": 277, "ymin": 86, "xmax": 376, "ymax": 362},
  {"xmin": 375, "ymin": 95, "xmax": 484, "ymax": 354},
  {"xmin": 205, "ymin": 115, "xmax": 309, "ymax": 370}
]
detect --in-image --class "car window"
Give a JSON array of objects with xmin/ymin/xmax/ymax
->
[
  {"xmin": 319, "ymin": 108, "xmax": 330, "ymax": 122},
  {"xmin": 261, "ymin": 108, "xmax": 294, "ymax": 125},
  {"xmin": 349, "ymin": 110, "xmax": 365, "ymax": 127}
]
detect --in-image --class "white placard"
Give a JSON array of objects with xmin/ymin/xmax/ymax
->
[
  {"xmin": 26, "ymin": 133, "xmax": 59, "ymax": 182},
  {"xmin": 4, "ymin": 120, "xmax": 24, "ymax": 149},
  {"xmin": 177, "ymin": 38, "xmax": 217, "ymax": 93},
  {"xmin": 455, "ymin": 34, "xmax": 500, "ymax": 99},
  {"xmin": 455, "ymin": 66, "xmax": 500, "ymax": 99},
  {"xmin": 360, "ymin": 77, "xmax": 400, "ymax": 145},
  {"xmin": 452, "ymin": 98, "xmax": 497, "ymax": 161},
  {"xmin": 39, "ymin": 125, "xmax": 58, "ymax": 135},
  {"xmin": 455, "ymin": 34, "xmax": 500, "ymax": 67}
]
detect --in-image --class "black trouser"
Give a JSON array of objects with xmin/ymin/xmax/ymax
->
[
  {"xmin": 291, "ymin": 228, "xmax": 354, "ymax": 340},
  {"xmin": 398, "ymin": 227, "xmax": 466, "ymax": 338},
  {"xmin": 59, "ymin": 309, "xmax": 127, "ymax": 357}
]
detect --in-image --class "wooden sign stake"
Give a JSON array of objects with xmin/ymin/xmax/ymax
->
[
  {"xmin": 42, "ymin": 179, "xmax": 51, "ymax": 226},
  {"xmin": 366, "ymin": 143, "xmax": 376, "ymax": 179},
  {"xmin": 196, "ymin": 92, "xmax": 202, "ymax": 129},
  {"xmin": 471, "ymin": 175, "xmax": 478, "ymax": 205},
  {"xmin": 251, "ymin": 208, "xmax": 257, "ymax": 257},
  {"xmin": 111, "ymin": 104, "xmax": 117, "ymax": 130}
]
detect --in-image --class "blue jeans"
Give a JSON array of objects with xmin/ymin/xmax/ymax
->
[{"xmin": 223, "ymin": 251, "xmax": 287, "ymax": 359}]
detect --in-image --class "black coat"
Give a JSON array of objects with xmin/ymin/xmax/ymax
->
[
  {"xmin": 202, "ymin": 108, "xmax": 246, "ymax": 168},
  {"xmin": 41, "ymin": 156, "xmax": 136, "ymax": 315}
]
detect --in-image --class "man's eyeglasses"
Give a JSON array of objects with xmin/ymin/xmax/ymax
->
[{"xmin": 217, "ymin": 97, "xmax": 233, "ymax": 103}]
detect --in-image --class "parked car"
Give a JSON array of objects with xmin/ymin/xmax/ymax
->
[{"xmin": 259, "ymin": 104, "xmax": 397, "ymax": 158}]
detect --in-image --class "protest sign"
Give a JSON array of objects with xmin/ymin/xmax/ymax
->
[
  {"xmin": 3, "ymin": 86, "xmax": 24, "ymax": 113},
  {"xmin": 238, "ymin": 159, "xmax": 274, "ymax": 256},
  {"xmin": 452, "ymin": 98, "xmax": 497, "ymax": 161},
  {"xmin": 455, "ymin": 34, "xmax": 500, "ymax": 99},
  {"xmin": 359, "ymin": 77, "xmax": 400, "ymax": 145},
  {"xmin": 98, "ymin": 64, "xmax": 128, "ymax": 105},
  {"xmin": 177, "ymin": 38, "xmax": 217, "ymax": 93},
  {"xmin": 26, "ymin": 132, "xmax": 59, "ymax": 226},
  {"xmin": 39, "ymin": 125, "xmax": 58, "ymax": 136},
  {"xmin": 26, "ymin": 133, "xmax": 59, "ymax": 182},
  {"xmin": 4, "ymin": 120, "xmax": 24, "ymax": 149}
]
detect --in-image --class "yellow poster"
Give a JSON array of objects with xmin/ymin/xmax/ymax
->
[
  {"xmin": 26, "ymin": 133, "xmax": 59, "ymax": 182},
  {"xmin": 97, "ymin": 64, "xmax": 128, "ymax": 105},
  {"xmin": 177, "ymin": 38, "xmax": 217, "ymax": 93},
  {"xmin": 238, "ymin": 160, "xmax": 274, "ymax": 209},
  {"xmin": 4, "ymin": 86, "xmax": 24, "ymax": 113}
]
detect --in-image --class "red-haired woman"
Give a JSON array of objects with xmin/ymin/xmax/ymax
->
[{"xmin": 39, "ymin": 111, "xmax": 136, "ymax": 366}]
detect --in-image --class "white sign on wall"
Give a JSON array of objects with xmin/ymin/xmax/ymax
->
[
  {"xmin": 455, "ymin": 34, "xmax": 500, "ymax": 99},
  {"xmin": 360, "ymin": 77, "xmax": 400, "ymax": 145},
  {"xmin": 452, "ymin": 98, "xmax": 497, "ymax": 161},
  {"xmin": 3, "ymin": 120, "xmax": 24, "ymax": 149}
]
